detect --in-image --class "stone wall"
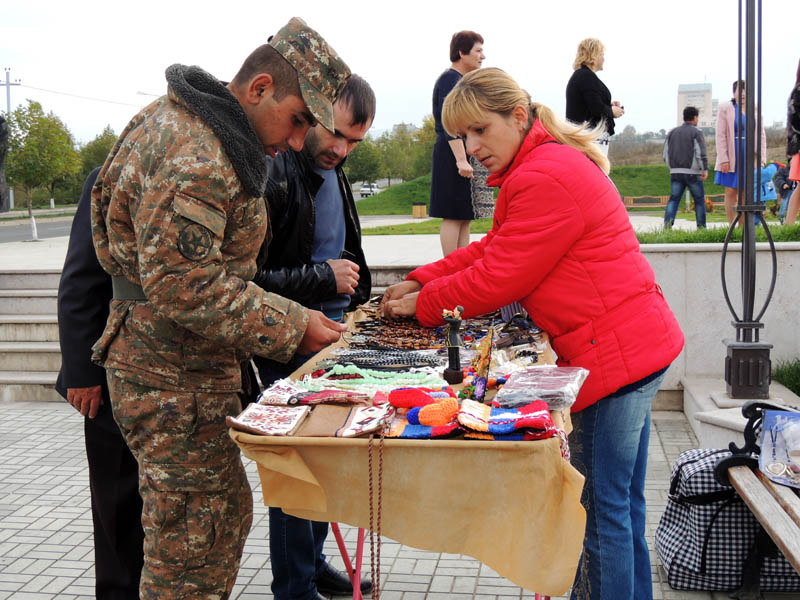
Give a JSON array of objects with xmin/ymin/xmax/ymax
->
[{"xmin": 642, "ymin": 242, "xmax": 800, "ymax": 390}]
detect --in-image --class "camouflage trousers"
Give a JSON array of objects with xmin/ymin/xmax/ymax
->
[{"xmin": 107, "ymin": 370, "xmax": 253, "ymax": 600}]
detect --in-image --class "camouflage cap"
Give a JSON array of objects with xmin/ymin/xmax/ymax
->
[{"xmin": 269, "ymin": 17, "xmax": 350, "ymax": 134}]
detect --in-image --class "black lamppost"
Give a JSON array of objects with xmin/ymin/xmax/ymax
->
[{"xmin": 721, "ymin": 0, "xmax": 777, "ymax": 399}]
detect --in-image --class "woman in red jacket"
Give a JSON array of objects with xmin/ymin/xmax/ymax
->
[{"xmin": 381, "ymin": 68, "xmax": 684, "ymax": 600}]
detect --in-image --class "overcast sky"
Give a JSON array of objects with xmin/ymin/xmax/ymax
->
[{"xmin": 2, "ymin": 0, "xmax": 797, "ymax": 145}]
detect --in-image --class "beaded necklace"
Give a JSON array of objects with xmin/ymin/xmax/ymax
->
[{"xmin": 297, "ymin": 364, "xmax": 448, "ymax": 394}]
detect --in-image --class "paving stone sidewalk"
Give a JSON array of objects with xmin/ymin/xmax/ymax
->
[{"xmin": 0, "ymin": 402, "xmax": 794, "ymax": 600}]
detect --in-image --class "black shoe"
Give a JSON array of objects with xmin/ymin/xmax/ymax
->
[{"xmin": 315, "ymin": 562, "xmax": 373, "ymax": 596}]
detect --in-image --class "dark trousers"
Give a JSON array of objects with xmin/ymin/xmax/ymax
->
[
  {"xmin": 269, "ymin": 509, "xmax": 329, "ymax": 600},
  {"xmin": 255, "ymin": 353, "xmax": 329, "ymax": 600},
  {"xmin": 84, "ymin": 402, "xmax": 144, "ymax": 600}
]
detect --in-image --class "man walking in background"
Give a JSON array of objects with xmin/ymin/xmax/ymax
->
[{"xmin": 663, "ymin": 105, "xmax": 708, "ymax": 229}]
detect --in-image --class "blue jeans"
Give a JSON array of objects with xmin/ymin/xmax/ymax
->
[
  {"xmin": 569, "ymin": 371, "xmax": 667, "ymax": 600},
  {"xmin": 269, "ymin": 509, "xmax": 328, "ymax": 600},
  {"xmin": 780, "ymin": 190, "xmax": 792, "ymax": 222},
  {"xmin": 664, "ymin": 174, "xmax": 706, "ymax": 228}
]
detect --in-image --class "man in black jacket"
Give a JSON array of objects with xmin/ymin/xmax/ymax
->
[
  {"xmin": 56, "ymin": 167, "xmax": 145, "ymax": 599},
  {"xmin": 252, "ymin": 74, "xmax": 375, "ymax": 600}
]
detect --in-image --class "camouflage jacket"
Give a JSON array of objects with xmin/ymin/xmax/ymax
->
[{"xmin": 90, "ymin": 64, "xmax": 309, "ymax": 392}]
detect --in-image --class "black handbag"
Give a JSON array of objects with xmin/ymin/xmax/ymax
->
[{"xmin": 655, "ymin": 447, "xmax": 800, "ymax": 592}]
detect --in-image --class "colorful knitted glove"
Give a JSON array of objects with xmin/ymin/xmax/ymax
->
[
  {"xmin": 407, "ymin": 398, "xmax": 459, "ymax": 426},
  {"xmin": 387, "ymin": 413, "xmax": 460, "ymax": 439},
  {"xmin": 388, "ymin": 386, "xmax": 456, "ymax": 408},
  {"xmin": 458, "ymin": 399, "xmax": 554, "ymax": 435}
]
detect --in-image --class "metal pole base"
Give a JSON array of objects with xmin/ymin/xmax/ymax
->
[{"xmin": 723, "ymin": 339, "xmax": 772, "ymax": 399}]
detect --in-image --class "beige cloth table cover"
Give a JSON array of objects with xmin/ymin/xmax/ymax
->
[
  {"xmin": 232, "ymin": 431, "xmax": 585, "ymax": 596},
  {"xmin": 231, "ymin": 322, "xmax": 586, "ymax": 596}
]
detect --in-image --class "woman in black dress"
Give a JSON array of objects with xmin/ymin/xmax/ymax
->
[
  {"xmin": 565, "ymin": 37, "xmax": 624, "ymax": 156},
  {"xmin": 430, "ymin": 30, "xmax": 484, "ymax": 256}
]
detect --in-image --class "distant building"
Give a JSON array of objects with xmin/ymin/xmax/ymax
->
[{"xmin": 677, "ymin": 83, "xmax": 717, "ymax": 132}]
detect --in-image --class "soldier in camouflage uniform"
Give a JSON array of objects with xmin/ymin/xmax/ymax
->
[{"xmin": 89, "ymin": 17, "xmax": 350, "ymax": 599}]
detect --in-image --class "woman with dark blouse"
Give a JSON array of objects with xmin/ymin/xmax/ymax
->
[
  {"xmin": 565, "ymin": 37, "xmax": 624, "ymax": 155},
  {"xmin": 430, "ymin": 30, "xmax": 484, "ymax": 256}
]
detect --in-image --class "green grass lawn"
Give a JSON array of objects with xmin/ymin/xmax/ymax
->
[
  {"xmin": 636, "ymin": 222, "xmax": 800, "ymax": 243},
  {"xmin": 356, "ymin": 166, "xmax": 728, "ymax": 217},
  {"xmin": 357, "ymin": 166, "xmax": 796, "ymax": 243},
  {"xmin": 0, "ymin": 207, "xmax": 78, "ymax": 221},
  {"xmin": 357, "ymin": 175, "xmax": 432, "ymax": 215},
  {"xmin": 364, "ymin": 217, "xmax": 493, "ymax": 236},
  {"xmin": 365, "ymin": 219, "xmax": 800, "ymax": 242},
  {"xmin": 609, "ymin": 165, "xmax": 726, "ymax": 196}
]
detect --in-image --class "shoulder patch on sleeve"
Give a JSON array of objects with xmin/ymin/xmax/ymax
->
[
  {"xmin": 177, "ymin": 223, "xmax": 213, "ymax": 261},
  {"xmin": 172, "ymin": 191, "xmax": 226, "ymax": 238}
]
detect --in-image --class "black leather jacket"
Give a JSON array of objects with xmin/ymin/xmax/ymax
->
[{"xmin": 252, "ymin": 148, "xmax": 371, "ymax": 310}]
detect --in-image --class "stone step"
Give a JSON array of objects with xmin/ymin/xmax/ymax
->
[
  {"xmin": 0, "ymin": 314, "xmax": 59, "ymax": 341},
  {"xmin": 369, "ymin": 265, "xmax": 413, "ymax": 289},
  {"xmin": 0, "ymin": 269, "xmax": 61, "ymax": 290},
  {"xmin": 0, "ymin": 341, "xmax": 62, "ymax": 371},
  {"xmin": 682, "ymin": 376, "xmax": 800, "ymax": 448},
  {"xmin": 0, "ymin": 371, "xmax": 61, "ymax": 402},
  {"xmin": 0, "ymin": 290, "xmax": 58, "ymax": 314}
]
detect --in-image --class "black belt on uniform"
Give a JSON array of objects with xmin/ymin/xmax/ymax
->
[{"xmin": 111, "ymin": 276, "xmax": 147, "ymax": 301}]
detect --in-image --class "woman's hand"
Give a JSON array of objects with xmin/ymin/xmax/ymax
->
[
  {"xmin": 382, "ymin": 292, "xmax": 420, "ymax": 320},
  {"xmin": 720, "ymin": 161, "xmax": 730, "ymax": 173},
  {"xmin": 456, "ymin": 159, "xmax": 474, "ymax": 178},
  {"xmin": 381, "ymin": 280, "xmax": 422, "ymax": 305},
  {"xmin": 612, "ymin": 102, "xmax": 624, "ymax": 118}
]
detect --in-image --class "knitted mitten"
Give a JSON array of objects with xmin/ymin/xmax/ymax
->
[
  {"xmin": 407, "ymin": 398, "xmax": 459, "ymax": 426},
  {"xmin": 458, "ymin": 399, "xmax": 554, "ymax": 435},
  {"xmin": 388, "ymin": 386, "xmax": 456, "ymax": 408}
]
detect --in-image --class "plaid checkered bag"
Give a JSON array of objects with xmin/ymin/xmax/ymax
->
[{"xmin": 655, "ymin": 448, "xmax": 800, "ymax": 591}]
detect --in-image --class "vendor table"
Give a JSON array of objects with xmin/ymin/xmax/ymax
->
[{"xmin": 231, "ymin": 324, "xmax": 586, "ymax": 597}]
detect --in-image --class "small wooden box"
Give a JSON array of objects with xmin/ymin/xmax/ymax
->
[{"xmin": 412, "ymin": 203, "xmax": 427, "ymax": 218}]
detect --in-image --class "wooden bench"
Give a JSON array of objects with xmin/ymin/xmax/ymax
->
[
  {"xmin": 715, "ymin": 401, "xmax": 800, "ymax": 582},
  {"xmin": 726, "ymin": 465, "xmax": 800, "ymax": 573},
  {"xmin": 622, "ymin": 195, "xmax": 668, "ymax": 208},
  {"xmin": 620, "ymin": 194, "xmax": 726, "ymax": 211}
]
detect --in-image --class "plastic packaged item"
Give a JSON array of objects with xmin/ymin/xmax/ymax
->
[{"xmin": 493, "ymin": 365, "xmax": 589, "ymax": 410}]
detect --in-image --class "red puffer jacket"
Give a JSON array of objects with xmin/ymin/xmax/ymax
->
[{"xmin": 410, "ymin": 120, "xmax": 684, "ymax": 411}]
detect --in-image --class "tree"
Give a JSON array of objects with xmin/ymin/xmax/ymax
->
[
  {"xmin": 80, "ymin": 125, "xmax": 117, "ymax": 178},
  {"xmin": 379, "ymin": 123, "xmax": 417, "ymax": 185},
  {"xmin": 411, "ymin": 115, "xmax": 436, "ymax": 179},
  {"xmin": 344, "ymin": 136, "xmax": 381, "ymax": 185},
  {"xmin": 6, "ymin": 100, "xmax": 81, "ymax": 239}
]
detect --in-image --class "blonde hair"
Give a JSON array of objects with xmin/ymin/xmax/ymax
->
[
  {"xmin": 442, "ymin": 67, "xmax": 610, "ymax": 174},
  {"xmin": 572, "ymin": 38, "xmax": 605, "ymax": 71}
]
